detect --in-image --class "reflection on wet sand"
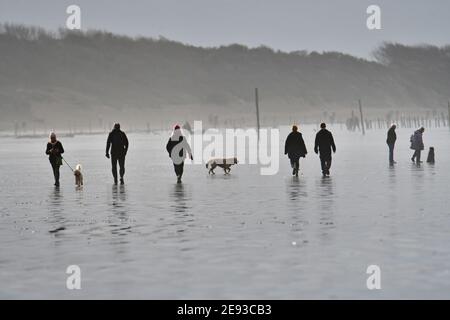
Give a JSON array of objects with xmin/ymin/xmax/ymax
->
[
  {"xmin": 286, "ymin": 177, "xmax": 310, "ymax": 242},
  {"xmin": 410, "ymin": 162, "xmax": 425, "ymax": 196},
  {"xmin": 316, "ymin": 177, "xmax": 336, "ymax": 242},
  {"xmin": 48, "ymin": 186, "xmax": 66, "ymax": 235},
  {"xmin": 112, "ymin": 184, "xmax": 127, "ymax": 200},
  {"xmin": 388, "ymin": 164, "xmax": 397, "ymax": 180},
  {"xmin": 387, "ymin": 165, "xmax": 399, "ymax": 213},
  {"xmin": 317, "ymin": 177, "xmax": 335, "ymax": 211},
  {"xmin": 111, "ymin": 185, "xmax": 127, "ymax": 210},
  {"xmin": 109, "ymin": 185, "xmax": 132, "ymax": 237},
  {"xmin": 287, "ymin": 176, "xmax": 308, "ymax": 202},
  {"xmin": 171, "ymin": 183, "xmax": 190, "ymax": 213},
  {"xmin": 170, "ymin": 183, "xmax": 193, "ymax": 237}
]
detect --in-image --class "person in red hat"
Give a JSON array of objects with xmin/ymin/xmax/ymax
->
[{"xmin": 166, "ymin": 124, "xmax": 193, "ymax": 183}]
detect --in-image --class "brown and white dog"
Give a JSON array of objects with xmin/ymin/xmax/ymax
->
[
  {"xmin": 206, "ymin": 157, "xmax": 238, "ymax": 175},
  {"xmin": 74, "ymin": 164, "xmax": 83, "ymax": 187}
]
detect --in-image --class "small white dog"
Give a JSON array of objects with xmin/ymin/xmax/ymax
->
[
  {"xmin": 206, "ymin": 157, "xmax": 238, "ymax": 175},
  {"xmin": 74, "ymin": 164, "xmax": 83, "ymax": 187}
]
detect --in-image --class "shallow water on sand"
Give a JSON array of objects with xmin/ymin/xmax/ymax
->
[{"xmin": 1, "ymin": 125, "xmax": 450, "ymax": 299}]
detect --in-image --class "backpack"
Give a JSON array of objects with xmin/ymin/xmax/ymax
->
[{"xmin": 410, "ymin": 133, "xmax": 416, "ymax": 149}]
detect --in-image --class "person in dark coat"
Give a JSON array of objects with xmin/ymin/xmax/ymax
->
[
  {"xmin": 284, "ymin": 125, "xmax": 307, "ymax": 177},
  {"xmin": 386, "ymin": 124, "xmax": 397, "ymax": 165},
  {"xmin": 166, "ymin": 125, "xmax": 193, "ymax": 183},
  {"xmin": 45, "ymin": 132, "xmax": 64, "ymax": 186},
  {"xmin": 410, "ymin": 127, "xmax": 425, "ymax": 165},
  {"xmin": 105, "ymin": 123, "xmax": 129, "ymax": 185},
  {"xmin": 314, "ymin": 123, "xmax": 336, "ymax": 177}
]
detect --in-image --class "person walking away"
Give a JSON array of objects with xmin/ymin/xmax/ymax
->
[
  {"xmin": 106, "ymin": 123, "xmax": 129, "ymax": 185},
  {"xmin": 46, "ymin": 132, "xmax": 64, "ymax": 186},
  {"xmin": 410, "ymin": 127, "xmax": 425, "ymax": 165},
  {"xmin": 284, "ymin": 125, "xmax": 307, "ymax": 177},
  {"xmin": 314, "ymin": 123, "xmax": 336, "ymax": 177},
  {"xmin": 386, "ymin": 124, "xmax": 397, "ymax": 165},
  {"xmin": 166, "ymin": 125, "xmax": 193, "ymax": 183}
]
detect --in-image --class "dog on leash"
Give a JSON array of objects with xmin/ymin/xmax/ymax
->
[
  {"xmin": 426, "ymin": 147, "xmax": 435, "ymax": 164},
  {"xmin": 206, "ymin": 157, "xmax": 238, "ymax": 175},
  {"xmin": 74, "ymin": 164, "xmax": 83, "ymax": 187}
]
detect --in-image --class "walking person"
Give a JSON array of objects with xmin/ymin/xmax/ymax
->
[
  {"xmin": 45, "ymin": 132, "xmax": 64, "ymax": 186},
  {"xmin": 105, "ymin": 123, "xmax": 129, "ymax": 185},
  {"xmin": 410, "ymin": 127, "xmax": 425, "ymax": 165},
  {"xmin": 284, "ymin": 125, "xmax": 307, "ymax": 177},
  {"xmin": 166, "ymin": 125, "xmax": 193, "ymax": 183},
  {"xmin": 314, "ymin": 123, "xmax": 336, "ymax": 177},
  {"xmin": 387, "ymin": 124, "xmax": 397, "ymax": 165}
]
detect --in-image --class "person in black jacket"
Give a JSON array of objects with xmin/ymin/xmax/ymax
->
[
  {"xmin": 166, "ymin": 125, "xmax": 193, "ymax": 183},
  {"xmin": 284, "ymin": 125, "xmax": 307, "ymax": 177},
  {"xmin": 386, "ymin": 124, "xmax": 397, "ymax": 165},
  {"xmin": 46, "ymin": 132, "xmax": 64, "ymax": 186},
  {"xmin": 105, "ymin": 123, "xmax": 129, "ymax": 185},
  {"xmin": 314, "ymin": 123, "xmax": 336, "ymax": 177}
]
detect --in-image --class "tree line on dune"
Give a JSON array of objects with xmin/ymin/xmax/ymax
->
[{"xmin": 0, "ymin": 23, "xmax": 449, "ymax": 130}]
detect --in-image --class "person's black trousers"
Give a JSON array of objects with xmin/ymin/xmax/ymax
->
[
  {"xmin": 320, "ymin": 156, "xmax": 332, "ymax": 175},
  {"xmin": 388, "ymin": 143, "xmax": 395, "ymax": 163},
  {"xmin": 51, "ymin": 162, "xmax": 60, "ymax": 184},
  {"xmin": 290, "ymin": 158, "xmax": 299, "ymax": 170},
  {"xmin": 412, "ymin": 150, "xmax": 421, "ymax": 164},
  {"xmin": 111, "ymin": 154, "xmax": 126, "ymax": 181},
  {"xmin": 173, "ymin": 162, "xmax": 184, "ymax": 177}
]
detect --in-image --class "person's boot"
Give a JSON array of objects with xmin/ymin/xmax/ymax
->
[
  {"xmin": 177, "ymin": 175, "xmax": 182, "ymax": 183},
  {"xmin": 114, "ymin": 178, "xmax": 118, "ymax": 185},
  {"xmin": 54, "ymin": 180, "xmax": 60, "ymax": 187},
  {"xmin": 295, "ymin": 169, "xmax": 299, "ymax": 177},
  {"xmin": 292, "ymin": 168, "xmax": 296, "ymax": 175},
  {"xmin": 120, "ymin": 178, "xmax": 124, "ymax": 185}
]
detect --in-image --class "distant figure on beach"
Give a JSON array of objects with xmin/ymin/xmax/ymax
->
[
  {"xmin": 386, "ymin": 124, "xmax": 397, "ymax": 165},
  {"xmin": 45, "ymin": 132, "xmax": 64, "ymax": 186},
  {"xmin": 284, "ymin": 125, "xmax": 307, "ymax": 177},
  {"xmin": 166, "ymin": 124, "xmax": 193, "ymax": 183},
  {"xmin": 410, "ymin": 127, "xmax": 425, "ymax": 165},
  {"xmin": 106, "ymin": 123, "xmax": 129, "ymax": 185},
  {"xmin": 314, "ymin": 123, "xmax": 336, "ymax": 177}
]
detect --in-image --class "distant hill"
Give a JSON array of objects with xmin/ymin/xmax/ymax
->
[{"xmin": 0, "ymin": 24, "xmax": 449, "ymax": 132}]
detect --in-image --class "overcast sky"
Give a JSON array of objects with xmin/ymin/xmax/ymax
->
[{"xmin": 1, "ymin": 0, "xmax": 449, "ymax": 58}]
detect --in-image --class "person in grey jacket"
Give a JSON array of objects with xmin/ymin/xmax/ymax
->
[{"xmin": 410, "ymin": 127, "xmax": 425, "ymax": 164}]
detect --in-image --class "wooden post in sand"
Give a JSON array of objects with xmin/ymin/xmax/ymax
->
[
  {"xmin": 358, "ymin": 99, "xmax": 365, "ymax": 135},
  {"xmin": 255, "ymin": 88, "xmax": 261, "ymax": 142},
  {"xmin": 448, "ymin": 101, "xmax": 450, "ymax": 130}
]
